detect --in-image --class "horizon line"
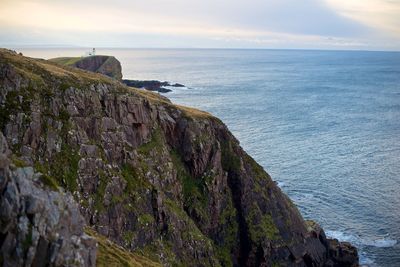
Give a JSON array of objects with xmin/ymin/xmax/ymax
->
[{"xmin": 3, "ymin": 45, "xmax": 400, "ymax": 53}]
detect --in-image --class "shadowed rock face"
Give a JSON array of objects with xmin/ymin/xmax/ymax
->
[
  {"xmin": 0, "ymin": 49, "xmax": 359, "ymax": 267},
  {"xmin": 50, "ymin": 55, "xmax": 123, "ymax": 80}
]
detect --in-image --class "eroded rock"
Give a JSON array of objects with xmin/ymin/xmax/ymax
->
[
  {"xmin": 0, "ymin": 48, "xmax": 359, "ymax": 267},
  {"xmin": 0, "ymin": 132, "xmax": 97, "ymax": 267}
]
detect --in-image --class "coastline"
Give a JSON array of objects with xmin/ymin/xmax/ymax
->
[{"xmin": 0, "ymin": 49, "xmax": 360, "ymax": 266}]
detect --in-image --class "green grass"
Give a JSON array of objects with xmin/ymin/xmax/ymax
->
[
  {"xmin": 121, "ymin": 163, "xmax": 151, "ymax": 193},
  {"xmin": 175, "ymin": 104, "xmax": 214, "ymax": 119},
  {"xmin": 22, "ymin": 225, "xmax": 33, "ymax": 252},
  {"xmin": 49, "ymin": 57, "xmax": 82, "ymax": 66},
  {"xmin": 170, "ymin": 150, "xmax": 209, "ymax": 222},
  {"xmin": 244, "ymin": 154, "xmax": 270, "ymax": 181},
  {"xmin": 137, "ymin": 128, "xmax": 163, "ymax": 155},
  {"xmin": 213, "ymin": 196, "xmax": 238, "ymax": 266},
  {"xmin": 137, "ymin": 214, "xmax": 155, "ymax": 227},
  {"xmin": 247, "ymin": 205, "xmax": 280, "ymax": 243},
  {"xmin": 215, "ymin": 246, "xmax": 233, "ymax": 267},
  {"xmin": 94, "ymin": 170, "xmax": 109, "ymax": 212},
  {"xmin": 52, "ymin": 144, "xmax": 80, "ymax": 192},
  {"xmin": 39, "ymin": 174, "xmax": 59, "ymax": 191},
  {"xmin": 138, "ymin": 240, "xmax": 181, "ymax": 266},
  {"xmin": 0, "ymin": 89, "xmax": 32, "ymax": 132},
  {"xmin": 221, "ymin": 140, "xmax": 241, "ymax": 174},
  {"xmin": 85, "ymin": 228, "xmax": 161, "ymax": 267},
  {"xmin": 11, "ymin": 156, "xmax": 28, "ymax": 168},
  {"xmin": 123, "ymin": 231, "xmax": 136, "ymax": 244},
  {"xmin": 33, "ymin": 142, "xmax": 80, "ymax": 193}
]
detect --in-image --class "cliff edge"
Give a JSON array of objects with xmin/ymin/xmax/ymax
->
[
  {"xmin": 49, "ymin": 55, "xmax": 123, "ymax": 80},
  {"xmin": 0, "ymin": 49, "xmax": 358, "ymax": 266}
]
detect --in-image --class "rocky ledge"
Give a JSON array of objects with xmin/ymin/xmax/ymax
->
[
  {"xmin": 0, "ymin": 49, "xmax": 358, "ymax": 266},
  {"xmin": 122, "ymin": 79, "xmax": 185, "ymax": 93}
]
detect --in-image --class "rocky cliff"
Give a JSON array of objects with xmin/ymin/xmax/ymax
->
[
  {"xmin": 0, "ymin": 49, "xmax": 358, "ymax": 267},
  {"xmin": 50, "ymin": 55, "xmax": 123, "ymax": 80},
  {"xmin": 50, "ymin": 55, "xmax": 186, "ymax": 93},
  {"xmin": 0, "ymin": 132, "xmax": 97, "ymax": 266}
]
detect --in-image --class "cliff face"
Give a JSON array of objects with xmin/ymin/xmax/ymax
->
[
  {"xmin": 0, "ymin": 49, "xmax": 358, "ymax": 266},
  {"xmin": 49, "ymin": 55, "xmax": 123, "ymax": 80},
  {"xmin": 0, "ymin": 133, "xmax": 97, "ymax": 266}
]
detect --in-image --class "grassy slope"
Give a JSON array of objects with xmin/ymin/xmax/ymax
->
[
  {"xmin": 86, "ymin": 228, "xmax": 161, "ymax": 267},
  {"xmin": 1, "ymin": 49, "xmax": 213, "ymax": 118},
  {"xmin": 49, "ymin": 57, "xmax": 82, "ymax": 66}
]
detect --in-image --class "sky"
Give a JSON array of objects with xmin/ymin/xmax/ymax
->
[{"xmin": 0, "ymin": 0, "xmax": 399, "ymax": 50}]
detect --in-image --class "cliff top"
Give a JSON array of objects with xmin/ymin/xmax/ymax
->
[
  {"xmin": 48, "ymin": 56, "xmax": 82, "ymax": 66},
  {"xmin": 1, "ymin": 49, "xmax": 213, "ymax": 120},
  {"xmin": 49, "ymin": 55, "xmax": 123, "ymax": 80}
]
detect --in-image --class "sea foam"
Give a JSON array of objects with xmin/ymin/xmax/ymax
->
[{"xmin": 326, "ymin": 230, "xmax": 397, "ymax": 248}]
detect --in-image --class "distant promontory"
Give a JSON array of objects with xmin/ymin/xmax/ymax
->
[{"xmin": 50, "ymin": 55, "xmax": 185, "ymax": 93}]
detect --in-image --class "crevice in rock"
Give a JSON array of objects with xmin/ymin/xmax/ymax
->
[
  {"xmin": 303, "ymin": 253, "xmax": 313, "ymax": 267},
  {"xmin": 0, "ymin": 232, "xmax": 7, "ymax": 249},
  {"xmin": 151, "ymin": 189, "xmax": 168, "ymax": 234},
  {"xmin": 255, "ymin": 245, "xmax": 266, "ymax": 266},
  {"xmin": 226, "ymin": 170, "xmax": 251, "ymax": 266}
]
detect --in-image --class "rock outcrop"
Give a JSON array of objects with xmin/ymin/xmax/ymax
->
[
  {"xmin": 0, "ymin": 49, "xmax": 359, "ymax": 266},
  {"xmin": 50, "ymin": 55, "xmax": 123, "ymax": 80},
  {"xmin": 122, "ymin": 79, "xmax": 186, "ymax": 93},
  {"xmin": 0, "ymin": 132, "xmax": 97, "ymax": 267},
  {"xmin": 50, "ymin": 55, "xmax": 185, "ymax": 93}
]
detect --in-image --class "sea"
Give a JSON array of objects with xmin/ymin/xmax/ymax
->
[{"xmin": 17, "ymin": 48, "xmax": 400, "ymax": 267}]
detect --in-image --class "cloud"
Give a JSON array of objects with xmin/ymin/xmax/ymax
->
[
  {"xmin": 0, "ymin": 0, "xmax": 399, "ymax": 49},
  {"xmin": 324, "ymin": 0, "xmax": 400, "ymax": 37},
  {"xmin": 179, "ymin": 0, "xmax": 370, "ymax": 37}
]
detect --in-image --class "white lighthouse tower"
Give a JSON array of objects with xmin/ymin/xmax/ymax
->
[{"xmin": 84, "ymin": 48, "xmax": 96, "ymax": 57}]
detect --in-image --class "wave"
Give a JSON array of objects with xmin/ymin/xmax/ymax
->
[
  {"xmin": 291, "ymin": 192, "xmax": 315, "ymax": 203},
  {"xmin": 365, "ymin": 238, "xmax": 397, "ymax": 248},
  {"xmin": 326, "ymin": 230, "xmax": 397, "ymax": 248},
  {"xmin": 276, "ymin": 181, "xmax": 286, "ymax": 188},
  {"xmin": 359, "ymin": 252, "xmax": 376, "ymax": 267},
  {"xmin": 326, "ymin": 230, "xmax": 398, "ymax": 266},
  {"xmin": 163, "ymin": 85, "xmax": 190, "ymax": 93}
]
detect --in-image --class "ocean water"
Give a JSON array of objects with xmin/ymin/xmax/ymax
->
[{"xmin": 18, "ymin": 48, "xmax": 400, "ymax": 266}]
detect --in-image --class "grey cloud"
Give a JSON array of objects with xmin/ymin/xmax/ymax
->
[
  {"xmin": 1, "ymin": 0, "xmax": 394, "ymax": 49},
  {"xmin": 64, "ymin": 0, "xmax": 370, "ymax": 37}
]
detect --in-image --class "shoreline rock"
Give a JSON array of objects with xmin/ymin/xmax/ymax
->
[{"xmin": 122, "ymin": 79, "xmax": 186, "ymax": 93}]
